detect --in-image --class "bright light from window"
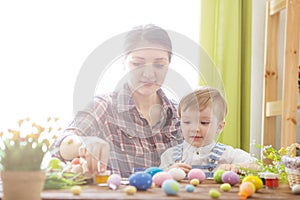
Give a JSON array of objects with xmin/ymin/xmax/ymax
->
[{"xmin": 0, "ymin": 0, "xmax": 200, "ymax": 129}]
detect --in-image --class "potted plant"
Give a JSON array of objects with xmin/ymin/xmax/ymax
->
[
  {"xmin": 0, "ymin": 117, "xmax": 60, "ymax": 200},
  {"xmin": 239, "ymin": 144, "xmax": 289, "ymax": 185}
]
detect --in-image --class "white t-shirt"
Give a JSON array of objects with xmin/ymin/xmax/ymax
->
[{"xmin": 160, "ymin": 141, "xmax": 256, "ymax": 170}]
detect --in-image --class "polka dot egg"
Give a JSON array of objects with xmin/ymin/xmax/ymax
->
[
  {"xmin": 187, "ymin": 169, "xmax": 206, "ymax": 182},
  {"xmin": 152, "ymin": 171, "xmax": 173, "ymax": 187},
  {"xmin": 162, "ymin": 179, "xmax": 180, "ymax": 195},
  {"xmin": 129, "ymin": 172, "xmax": 152, "ymax": 190}
]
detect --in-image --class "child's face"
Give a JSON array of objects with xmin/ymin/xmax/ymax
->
[{"xmin": 180, "ymin": 106, "xmax": 224, "ymax": 148}]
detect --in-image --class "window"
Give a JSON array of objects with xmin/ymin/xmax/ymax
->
[{"xmin": 0, "ymin": 0, "xmax": 200, "ymax": 128}]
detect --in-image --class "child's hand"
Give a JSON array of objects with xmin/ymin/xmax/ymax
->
[
  {"xmin": 217, "ymin": 163, "xmax": 260, "ymax": 174},
  {"xmin": 167, "ymin": 163, "xmax": 192, "ymax": 174},
  {"xmin": 217, "ymin": 164, "xmax": 239, "ymax": 172}
]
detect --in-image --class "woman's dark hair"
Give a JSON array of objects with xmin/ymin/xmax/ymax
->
[{"xmin": 123, "ymin": 24, "xmax": 172, "ymax": 61}]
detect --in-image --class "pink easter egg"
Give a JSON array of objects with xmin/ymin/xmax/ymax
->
[
  {"xmin": 187, "ymin": 169, "xmax": 206, "ymax": 182},
  {"xmin": 152, "ymin": 171, "xmax": 173, "ymax": 187}
]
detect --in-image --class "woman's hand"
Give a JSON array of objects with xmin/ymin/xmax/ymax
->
[
  {"xmin": 60, "ymin": 134, "xmax": 110, "ymax": 175},
  {"xmin": 79, "ymin": 136, "xmax": 110, "ymax": 175}
]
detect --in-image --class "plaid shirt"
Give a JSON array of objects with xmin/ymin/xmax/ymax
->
[{"xmin": 52, "ymin": 83, "xmax": 182, "ymax": 177}]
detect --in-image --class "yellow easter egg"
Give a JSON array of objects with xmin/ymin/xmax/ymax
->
[
  {"xmin": 70, "ymin": 185, "xmax": 82, "ymax": 195},
  {"xmin": 124, "ymin": 186, "xmax": 137, "ymax": 195},
  {"xmin": 190, "ymin": 178, "xmax": 200, "ymax": 186}
]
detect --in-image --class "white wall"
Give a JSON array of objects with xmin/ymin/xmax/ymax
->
[
  {"xmin": 250, "ymin": 0, "xmax": 266, "ymax": 156},
  {"xmin": 0, "ymin": 0, "xmax": 201, "ymax": 129}
]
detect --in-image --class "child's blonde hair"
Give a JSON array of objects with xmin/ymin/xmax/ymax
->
[{"xmin": 178, "ymin": 86, "xmax": 227, "ymax": 122}]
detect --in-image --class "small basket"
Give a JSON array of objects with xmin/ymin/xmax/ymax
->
[{"xmin": 282, "ymin": 143, "xmax": 300, "ymax": 188}]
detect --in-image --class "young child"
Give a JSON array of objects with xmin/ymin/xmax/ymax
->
[{"xmin": 159, "ymin": 86, "xmax": 258, "ymax": 177}]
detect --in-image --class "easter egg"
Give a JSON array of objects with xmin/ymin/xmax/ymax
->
[
  {"xmin": 129, "ymin": 172, "xmax": 152, "ymax": 190},
  {"xmin": 162, "ymin": 179, "xmax": 180, "ymax": 195},
  {"xmin": 152, "ymin": 171, "xmax": 173, "ymax": 187},
  {"xmin": 190, "ymin": 178, "xmax": 200, "ymax": 186},
  {"xmin": 187, "ymin": 169, "xmax": 206, "ymax": 182},
  {"xmin": 124, "ymin": 186, "xmax": 137, "ymax": 195},
  {"xmin": 107, "ymin": 174, "xmax": 122, "ymax": 189},
  {"xmin": 70, "ymin": 185, "xmax": 82, "ymax": 195},
  {"xmin": 292, "ymin": 184, "xmax": 300, "ymax": 194},
  {"xmin": 168, "ymin": 168, "xmax": 186, "ymax": 181},
  {"xmin": 209, "ymin": 189, "xmax": 220, "ymax": 199},
  {"xmin": 213, "ymin": 169, "xmax": 225, "ymax": 183},
  {"xmin": 220, "ymin": 183, "xmax": 231, "ymax": 192},
  {"xmin": 71, "ymin": 157, "xmax": 81, "ymax": 165},
  {"xmin": 242, "ymin": 175, "xmax": 263, "ymax": 191},
  {"xmin": 60, "ymin": 135, "xmax": 82, "ymax": 160},
  {"xmin": 145, "ymin": 166, "xmax": 163, "ymax": 177},
  {"xmin": 48, "ymin": 157, "xmax": 64, "ymax": 170},
  {"xmin": 238, "ymin": 181, "xmax": 255, "ymax": 199},
  {"xmin": 151, "ymin": 182, "xmax": 156, "ymax": 188},
  {"xmin": 185, "ymin": 184, "xmax": 195, "ymax": 192},
  {"xmin": 221, "ymin": 171, "xmax": 240, "ymax": 185}
]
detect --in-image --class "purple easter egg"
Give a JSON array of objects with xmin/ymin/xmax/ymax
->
[
  {"xmin": 221, "ymin": 171, "xmax": 240, "ymax": 185},
  {"xmin": 107, "ymin": 174, "xmax": 122, "ymax": 189}
]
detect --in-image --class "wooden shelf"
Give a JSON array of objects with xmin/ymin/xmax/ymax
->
[
  {"xmin": 266, "ymin": 101, "xmax": 300, "ymax": 117},
  {"xmin": 262, "ymin": 0, "xmax": 300, "ymax": 148},
  {"xmin": 270, "ymin": 0, "xmax": 286, "ymax": 15}
]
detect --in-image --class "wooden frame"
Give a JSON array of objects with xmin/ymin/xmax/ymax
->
[{"xmin": 262, "ymin": 0, "xmax": 300, "ymax": 148}]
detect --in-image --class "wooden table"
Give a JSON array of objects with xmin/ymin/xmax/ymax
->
[{"xmin": 2, "ymin": 179, "xmax": 297, "ymax": 200}]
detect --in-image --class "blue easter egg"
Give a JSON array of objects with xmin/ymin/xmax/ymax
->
[
  {"xmin": 185, "ymin": 184, "xmax": 195, "ymax": 192},
  {"xmin": 162, "ymin": 179, "xmax": 180, "ymax": 195},
  {"xmin": 128, "ymin": 172, "xmax": 152, "ymax": 190},
  {"xmin": 144, "ymin": 166, "xmax": 163, "ymax": 177}
]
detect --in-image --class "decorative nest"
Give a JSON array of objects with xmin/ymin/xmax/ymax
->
[{"xmin": 282, "ymin": 143, "xmax": 300, "ymax": 188}]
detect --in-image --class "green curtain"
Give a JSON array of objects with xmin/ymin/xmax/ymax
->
[{"xmin": 199, "ymin": 0, "xmax": 252, "ymax": 151}]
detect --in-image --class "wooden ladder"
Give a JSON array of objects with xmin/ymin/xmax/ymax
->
[{"xmin": 262, "ymin": 0, "xmax": 300, "ymax": 148}]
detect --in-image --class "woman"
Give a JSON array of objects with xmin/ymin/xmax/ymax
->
[{"xmin": 51, "ymin": 24, "xmax": 183, "ymax": 177}]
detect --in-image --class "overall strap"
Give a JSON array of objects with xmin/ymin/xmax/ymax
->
[{"xmin": 192, "ymin": 143, "xmax": 226, "ymax": 178}]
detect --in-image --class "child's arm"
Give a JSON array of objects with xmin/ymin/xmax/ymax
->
[
  {"xmin": 217, "ymin": 163, "xmax": 260, "ymax": 174},
  {"xmin": 218, "ymin": 146, "xmax": 261, "ymax": 174}
]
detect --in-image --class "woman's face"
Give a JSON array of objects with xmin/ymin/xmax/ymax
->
[{"xmin": 124, "ymin": 48, "xmax": 170, "ymax": 96}]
